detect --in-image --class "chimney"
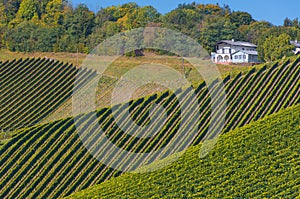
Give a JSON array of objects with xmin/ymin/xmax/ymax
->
[{"xmin": 232, "ymin": 39, "xmax": 235, "ymax": 42}]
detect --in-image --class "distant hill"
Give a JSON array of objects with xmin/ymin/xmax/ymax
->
[
  {"xmin": 1, "ymin": 1, "xmax": 300, "ymax": 61},
  {"xmin": 0, "ymin": 56, "xmax": 298, "ymax": 198},
  {"xmin": 66, "ymin": 104, "xmax": 300, "ymax": 199}
]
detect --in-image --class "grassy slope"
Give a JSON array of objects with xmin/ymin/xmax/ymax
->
[
  {"xmin": 1, "ymin": 49, "xmax": 257, "ymax": 124},
  {"xmin": 8, "ymin": 50, "xmax": 255, "ymax": 123},
  {"xmin": 0, "ymin": 49, "xmax": 88, "ymax": 67},
  {"xmin": 0, "ymin": 56, "xmax": 298, "ymax": 198},
  {"xmin": 0, "ymin": 49, "xmax": 253, "ymax": 76},
  {"xmin": 66, "ymin": 105, "xmax": 300, "ymax": 199}
]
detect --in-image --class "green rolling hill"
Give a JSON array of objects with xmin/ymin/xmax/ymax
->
[
  {"xmin": 66, "ymin": 104, "xmax": 300, "ymax": 199},
  {"xmin": 0, "ymin": 55, "xmax": 299, "ymax": 198}
]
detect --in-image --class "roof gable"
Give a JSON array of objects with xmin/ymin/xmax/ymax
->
[
  {"xmin": 290, "ymin": 40, "xmax": 300, "ymax": 48},
  {"xmin": 217, "ymin": 40, "xmax": 257, "ymax": 48}
]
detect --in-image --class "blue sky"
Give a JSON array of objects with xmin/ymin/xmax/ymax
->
[{"xmin": 71, "ymin": 0, "xmax": 299, "ymax": 26}]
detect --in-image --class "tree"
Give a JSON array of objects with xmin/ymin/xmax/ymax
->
[
  {"xmin": 238, "ymin": 21, "xmax": 272, "ymax": 44},
  {"xmin": 199, "ymin": 16, "xmax": 238, "ymax": 52},
  {"xmin": 0, "ymin": 25, "xmax": 6, "ymax": 48},
  {"xmin": 177, "ymin": 2, "xmax": 196, "ymax": 10},
  {"xmin": 0, "ymin": 0, "xmax": 7, "ymax": 24},
  {"xmin": 229, "ymin": 11, "xmax": 254, "ymax": 27},
  {"xmin": 132, "ymin": 6, "xmax": 161, "ymax": 28},
  {"xmin": 15, "ymin": 0, "xmax": 39, "ymax": 21},
  {"xmin": 2, "ymin": 0, "xmax": 22, "ymax": 23},
  {"xmin": 114, "ymin": 2, "xmax": 139, "ymax": 19},
  {"xmin": 94, "ymin": 6, "xmax": 118, "ymax": 27},
  {"xmin": 31, "ymin": 26, "xmax": 58, "ymax": 51},
  {"xmin": 163, "ymin": 7, "xmax": 203, "ymax": 38},
  {"xmin": 4, "ymin": 21, "xmax": 58, "ymax": 52},
  {"xmin": 4, "ymin": 21, "xmax": 37, "ymax": 51},
  {"xmin": 61, "ymin": 4, "xmax": 94, "ymax": 52},
  {"xmin": 72, "ymin": 4, "xmax": 94, "ymax": 38},
  {"xmin": 292, "ymin": 18, "xmax": 299, "ymax": 28},
  {"xmin": 197, "ymin": 4, "xmax": 222, "ymax": 15},
  {"xmin": 42, "ymin": 0, "xmax": 64, "ymax": 26},
  {"xmin": 284, "ymin": 17, "xmax": 293, "ymax": 27},
  {"xmin": 262, "ymin": 33, "xmax": 294, "ymax": 61}
]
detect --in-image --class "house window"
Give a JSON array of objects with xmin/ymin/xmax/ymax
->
[
  {"xmin": 234, "ymin": 55, "xmax": 238, "ymax": 59},
  {"xmin": 239, "ymin": 55, "xmax": 242, "ymax": 59},
  {"xmin": 243, "ymin": 55, "xmax": 246, "ymax": 59}
]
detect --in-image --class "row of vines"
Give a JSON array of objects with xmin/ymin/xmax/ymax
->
[
  {"xmin": 0, "ymin": 58, "xmax": 96, "ymax": 131},
  {"xmin": 0, "ymin": 56, "xmax": 299, "ymax": 198},
  {"xmin": 66, "ymin": 104, "xmax": 300, "ymax": 198}
]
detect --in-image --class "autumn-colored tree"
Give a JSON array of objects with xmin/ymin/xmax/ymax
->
[
  {"xmin": 42, "ymin": 0, "xmax": 64, "ymax": 26},
  {"xmin": 197, "ymin": 4, "xmax": 222, "ymax": 15},
  {"xmin": 16, "ymin": 0, "xmax": 39, "ymax": 20}
]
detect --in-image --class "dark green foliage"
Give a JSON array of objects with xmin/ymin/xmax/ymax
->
[
  {"xmin": 199, "ymin": 16, "xmax": 239, "ymax": 52},
  {"xmin": 4, "ymin": 21, "xmax": 59, "ymax": 52},
  {"xmin": 0, "ymin": 0, "xmax": 22, "ymax": 24},
  {"xmin": 229, "ymin": 11, "xmax": 254, "ymax": 27},
  {"xmin": 238, "ymin": 21, "xmax": 272, "ymax": 44}
]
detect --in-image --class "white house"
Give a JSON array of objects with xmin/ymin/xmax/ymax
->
[
  {"xmin": 211, "ymin": 39, "xmax": 258, "ymax": 64},
  {"xmin": 290, "ymin": 40, "xmax": 300, "ymax": 55}
]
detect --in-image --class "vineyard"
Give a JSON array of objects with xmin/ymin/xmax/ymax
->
[
  {"xmin": 66, "ymin": 104, "xmax": 300, "ymax": 198},
  {"xmin": 0, "ymin": 58, "xmax": 96, "ymax": 131},
  {"xmin": 0, "ymin": 55, "xmax": 299, "ymax": 198}
]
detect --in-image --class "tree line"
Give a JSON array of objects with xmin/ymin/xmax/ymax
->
[{"xmin": 0, "ymin": 0, "xmax": 300, "ymax": 61}]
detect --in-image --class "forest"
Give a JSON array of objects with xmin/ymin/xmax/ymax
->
[{"xmin": 0, "ymin": 0, "xmax": 300, "ymax": 61}]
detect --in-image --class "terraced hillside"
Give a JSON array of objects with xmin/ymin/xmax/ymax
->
[
  {"xmin": 66, "ymin": 104, "xmax": 300, "ymax": 199},
  {"xmin": 0, "ymin": 56, "xmax": 299, "ymax": 198},
  {"xmin": 0, "ymin": 58, "xmax": 96, "ymax": 131}
]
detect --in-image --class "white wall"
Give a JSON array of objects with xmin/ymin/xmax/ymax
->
[{"xmin": 232, "ymin": 52, "xmax": 248, "ymax": 63}]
